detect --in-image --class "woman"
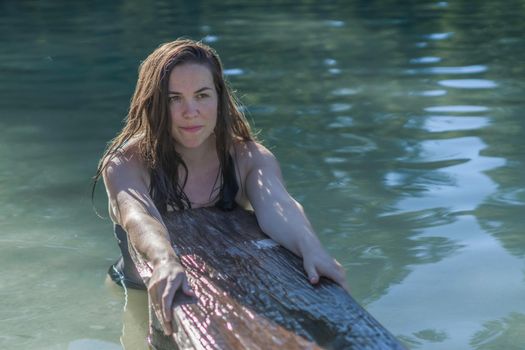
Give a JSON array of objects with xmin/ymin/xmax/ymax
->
[{"xmin": 94, "ymin": 39, "xmax": 348, "ymax": 336}]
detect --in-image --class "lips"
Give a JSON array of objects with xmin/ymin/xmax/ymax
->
[{"xmin": 180, "ymin": 126, "xmax": 203, "ymax": 133}]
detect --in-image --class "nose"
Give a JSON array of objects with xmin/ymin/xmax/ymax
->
[{"xmin": 182, "ymin": 99, "xmax": 198, "ymax": 119}]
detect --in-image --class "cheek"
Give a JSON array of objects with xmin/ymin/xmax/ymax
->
[
  {"xmin": 206, "ymin": 99, "xmax": 219, "ymax": 121},
  {"xmin": 168, "ymin": 105, "xmax": 179, "ymax": 120}
]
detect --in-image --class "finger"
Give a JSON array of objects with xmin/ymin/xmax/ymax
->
[
  {"xmin": 322, "ymin": 264, "xmax": 350, "ymax": 292},
  {"xmin": 304, "ymin": 260, "xmax": 319, "ymax": 284},
  {"xmin": 161, "ymin": 282, "xmax": 178, "ymax": 335},
  {"xmin": 333, "ymin": 261, "xmax": 351, "ymax": 292},
  {"xmin": 149, "ymin": 283, "xmax": 170, "ymax": 335},
  {"xmin": 334, "ymin": 259, "xmax": 344, "ymax": 270},
  {"xmin": 335, "ymin": 273, "xmax": 351, "ymax": 292},
  {"xmin": 182, "ymin": 277, "xmax": 194, "ymax": 296},
  {"xmin": 148, "ymin": 283, "xmax": 164, "ymax": 317}
]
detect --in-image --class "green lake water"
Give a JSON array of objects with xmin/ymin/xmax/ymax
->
[{"xmin": 1, "ymin": 1, "xmax": 524, "ymax": 349}]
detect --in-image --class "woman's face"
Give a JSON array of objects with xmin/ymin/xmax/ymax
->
[{"xmin": 167, "ymin": 63, "xmax": 218, "ymax": 150}]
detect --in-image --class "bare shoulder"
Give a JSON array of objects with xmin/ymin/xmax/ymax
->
[
  {"xmin": 102, "ymin": 139, "xmax": 153, "ymax": 223},
  {"xmin": 233, "ymin": 140, "xmax": 278, "ymax": 169},
  {"xmin": 232, "ymin": 140, "xmax": 283, "ymax": 191},
  {"xmin": 103, "ymin": 139, "xmax": 149, "ymax": 185}
]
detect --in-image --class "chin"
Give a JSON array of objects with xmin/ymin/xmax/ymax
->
[
  {"xmin": 176, "ymin": 138, "xmax": 209, "ymax": 149},
  {"xmin": 173, "ymin": 132, "xmax": 214, "ymax": 150}
]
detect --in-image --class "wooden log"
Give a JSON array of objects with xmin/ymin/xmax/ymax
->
[{"xmin": 129, "ymin": 207, "xmax": 405, "ymax": 350}]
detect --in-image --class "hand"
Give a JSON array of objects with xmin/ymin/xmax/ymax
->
[
  {"xmin": 302, "ymin": 245, "xmax": 349, "ymax": 292},
  {"xmin": 147, "ymin": 260, "xmax": 195, "ymax": 335}
]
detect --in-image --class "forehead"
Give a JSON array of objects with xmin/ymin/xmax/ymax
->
[{"xmin": 168, "ymin": 63, "xmax": 214, "ymax": 91}]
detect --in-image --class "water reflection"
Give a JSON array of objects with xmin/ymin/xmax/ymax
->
[
  {"xmin": 422, "ymin": 32, "xmax": 454, "ymax": 40},
  {"xmin": 411, "ymin": 89, "xmax": 448, "ymax": 97},
  {"xmin": 476, "ymin": 201, "xmax": 525, "ymax": 259},
  {"xmin": 202, "ymin": 34, "xmax": 219, "ymax": 43},
  {"xmin": 368, "ymin": 216, "xmax": 525, "ymax": 350},
  {"xmin": 330, "ymin": 87, "xmax": 360, "ymax": 97},
  {"xmin": 406, "ymin": 65, "xmax": 487, "ymax": 75},
  {"xmin": 105, "ymin": 280, "xmax": 149, "ymax": 350},
  {"xmin": 425, "ymin": 105, "xmax": 489, "ymax": 113},
  {"xmin": 420, "ymin": 116, "xmax": 490, "ymax": 132},
  {"xmin": 327, "ymin": 115, "xmax": 353, "ymax": 128},
  {"xmin": 329, "ymin": 103, "xmax": 352, "ymax": 112},
  {"xmin": 438, "ymin": 79, "xmax": 498, "ymax": 89},
  {"xmin": 224, "ymin": 68, "xmax": 245, "ymax": 76},
  {"xmin": 471, "ymin": 313, "xmax": 525, "ymax": 349},
  {"xmin": 392, "ymin": 137, "xmax": 504, "ymax": 212},
  {"xmin": 409, "ymin": 56, "xmax": 442, "ymax": 64}
]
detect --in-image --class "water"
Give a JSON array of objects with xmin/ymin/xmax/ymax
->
[{"xmin": 1, "ymin": 1, "xmax": 524, "ymax": 349}]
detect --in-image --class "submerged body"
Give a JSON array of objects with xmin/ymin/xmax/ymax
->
[{"xmin": 96, "ymin": 40, "xmax": 348, "ymax": 336}]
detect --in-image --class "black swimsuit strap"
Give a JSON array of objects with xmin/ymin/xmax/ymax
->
[{"xmin": 214, "ymin": 154, "xmax": 238, "ymax": 211}]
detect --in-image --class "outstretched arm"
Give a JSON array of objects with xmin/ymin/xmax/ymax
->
[
  {"xmin": 103, "ymin": 147, "xmax": 193, "ymax": 335},
  {"xmin": 242, "ymin": 142, "xmax": 348, "ymax": 290}
]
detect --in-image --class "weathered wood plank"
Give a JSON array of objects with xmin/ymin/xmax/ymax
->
[{"xmin": 129, "ymin": 207, "xmax": 405, "ymax": 350}]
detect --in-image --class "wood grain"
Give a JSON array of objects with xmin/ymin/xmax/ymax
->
[{"xmin": 129, "ymin": 207, "xmax": 405, "ymax": 350}]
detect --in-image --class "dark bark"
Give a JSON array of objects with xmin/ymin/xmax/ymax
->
[{"xmin": 129, "ymin": 207, "xmax": 406, "ymax": 350}]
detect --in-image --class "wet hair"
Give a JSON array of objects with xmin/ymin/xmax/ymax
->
[{"xmin": 93, "ymin": 38, "xmax": 254, "ymax": 213}]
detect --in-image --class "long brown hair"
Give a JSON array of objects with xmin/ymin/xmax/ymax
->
[{"xmin": 93, "ymin": 39, "xmax": 254, "ymax": 213}]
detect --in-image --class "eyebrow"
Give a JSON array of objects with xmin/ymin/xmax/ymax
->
[{"xmin": 168, "ymin": 87, "xmax": 213, "ymax": 95}]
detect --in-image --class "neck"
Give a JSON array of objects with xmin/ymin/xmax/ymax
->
[{"xmin": 176, "ymin": 135, "xmax": 217, "ymax": 168}]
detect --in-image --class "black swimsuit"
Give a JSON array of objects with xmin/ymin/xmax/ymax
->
[{"xmin": 108, "ymin": 157, "xmax": 239, "ymax": 290}]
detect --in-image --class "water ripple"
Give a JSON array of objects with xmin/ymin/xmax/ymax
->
[
  {"xmin": 224, "ymin": 68, "xmax": 245, "ymax": 76},
  {"xmin": 249, "ymin": 105, "xmax": 277, "ymax": 114},
  {"xmin": 335, "ymin": 134, "xmax": 377, "ymax": 153},
  {"xmin": 329, "ymin": 103, "xmax": 352, "ymax": 112},
  {"xmin": 438, "ymin": 79, "xmax": 497, "ymax": 89},
  {"xmin": 433, "ymin": 2, "xmax": 449, "ymax": 8},
  {"xmin": 324, "ymin": 20, "xmax": 345, "ymax": 27},
  {"xmin": 393, "ymin": 137, "xmax": 506, "ymax": 212},
  {"xmin": 331, "ymin": 88, "xmax": 359, "ymax": 96},
  {"xmin": 361, "ymin": 246, "xmax": 387, "ymax": 260},
  {"xmin": 323, "ymin": 58, "xmax": 337, "ymax": 66},
  {"xmin": 202, "ymin": 35, "xmax": 219, "ymax": 43},
  {"xmin": 328, "ymin": 116, "xmax": 354, "ymax": 128},
  {"xmin": 422, "ymin": 116, "xmax": 490, "ymax": 132},
  {"xmin": 425, "ymin": 105, "xmax": 489, "ymax": 113},
  {"xmin": 396, "ymin": 158, "xmax": 471, "ymax": 170},
  {"xmin": 489, "ymin": 188, "xmax": 525, "ymax": 206},
  {"xmin": 422, "ymin": 32, "xmax": 454, "ymax": 40},
  {"xmin": 412, "ymin": 90, "xmax": 448, "ymax": 97},
  {"xmin": 406, "ymin": 65, "xmax": 487, "ymax": 75},
  {"xmin": 409, "ymin": 56, "xmax": 442, "ymax": 64},
  {"xmin": 414, "ymin": 137, "xmax": 485, "ymax": 162},
  {"xmin": 324, "ymin": 157, "xmax": 347, "ymax": 164}
]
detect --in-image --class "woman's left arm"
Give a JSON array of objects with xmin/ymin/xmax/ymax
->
[{"xmin": 242, "ymin": 142, "xmax": 348, "ymax": 290}]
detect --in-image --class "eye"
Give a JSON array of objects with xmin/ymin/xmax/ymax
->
[
  {"xmin": 168, "ymin": 95, "xmax": 181, "ymax": 103},
  {"xmin": 196, "ymin": 93, "xmax": 209, "ymax": 100}
]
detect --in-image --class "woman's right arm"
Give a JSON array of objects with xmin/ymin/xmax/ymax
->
[{"xmin": 102, "ymin": 148, "xmax": 193, "ymax": 336}]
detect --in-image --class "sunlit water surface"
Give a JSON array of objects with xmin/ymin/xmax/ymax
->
[{"xmin": 1, "ymin": 1, "xmax": 524, "ymax": 349}]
